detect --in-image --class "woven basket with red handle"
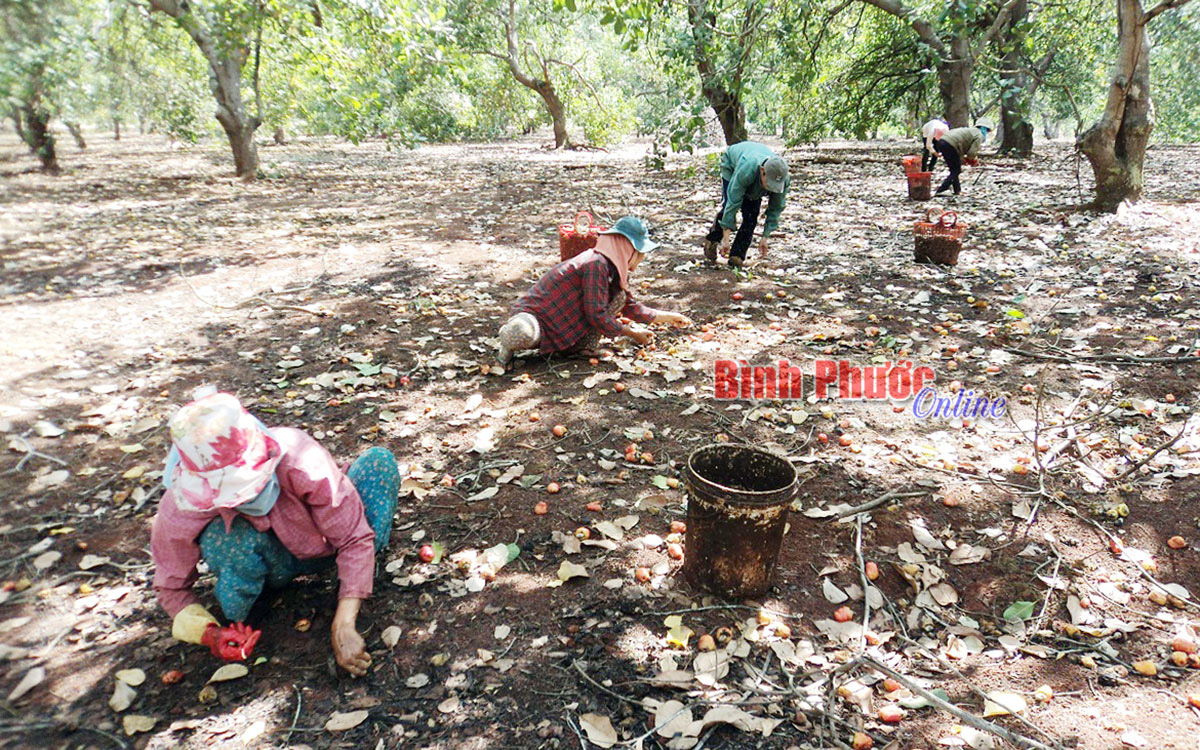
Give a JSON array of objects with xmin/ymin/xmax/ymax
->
[
  {"xmin": 558, "ymin": 211, "xmax": 606, "ymax": 262},
  {"xmin": 913, "ymin": 210, "xmax": 967, "ymax": 265}
]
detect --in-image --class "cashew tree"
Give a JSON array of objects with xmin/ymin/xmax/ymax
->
[
  {"xmin": 1078, "ymin": 0, "xmax": 1196, "ymax": 209},
  {"xmin": 591, "ymin": 0, "xmax": 778, "ymax": 146},
  {"xmin": 449, "ymin": 0, "xmax": 597, "ymax": 149},
  {"xmin": 854, "ymin": 0, "xmax": 1025, "ymax": 126},
  {"xmin": 143, "ymin": 0, "xmax": 267, "ymax": 178},
  {"xmin": 0, "ymin": 0, "xmax": 86, "ymax": 173}
]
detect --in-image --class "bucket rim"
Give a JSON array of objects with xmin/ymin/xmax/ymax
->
[{"xmin": 685, "ymin": 443, "xmax": 798, "ymax": 500}]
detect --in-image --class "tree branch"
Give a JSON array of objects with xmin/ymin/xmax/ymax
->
[
  {"xmin": 546, "ymin": 57, "xmax": 604, "ymax": 110},
  {"xmin": 974, "ymin": 0, "xmax": 1026, "ymax": 58},
  {"xmin": 252, "ymin": 0, "xmax": 264, "ymax": 127},
  {"xmin": 1141, "ymin": 0, "xmax": 1195, "ymax": 22},
  {"xmin": 1025, "ymin": 49, "xmax": 1056, "ymax": 101},
  {"xmin": 855, "ymin": 0, "xmax": 947, "ymax": 54},
  {"xmin": 498, "ymin": 0, "xmax": 537, "ymax": 89}
]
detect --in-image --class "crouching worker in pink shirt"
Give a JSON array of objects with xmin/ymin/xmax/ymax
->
[{"xmin": 150, "ymin": 389, "xmax": 398, "ymax": 676}]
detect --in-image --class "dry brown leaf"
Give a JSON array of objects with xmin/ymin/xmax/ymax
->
[
  {"xmin": 122, "ymin": 715, "xmax": 156, "ymax": 735},
  {"xmin": 579, "ymin": 713, "xmax": 618, "ymax": 748},
  {"xmin": 325, "ymin": 710, "xmax": 369, "ymax": 731},
  {"xmin": 382, "ymin": 625, "xmax": 403, "ymax": 649},
  {"xmin": 115, "ymin": 668, "xmax": 146, "ymax": 687},
  {"xmin": 208, "ymin": 664, "xmax": 248, "ymax": 683},
  {"xmin": 6, "ymin": 666, "xmax": 44, "ymax": 702},
  {"xmin": 109, "ymin": 681, "xmax": 137, "ymax": 712}
]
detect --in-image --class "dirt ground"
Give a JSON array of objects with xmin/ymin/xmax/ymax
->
[{"xmin": 2, "ymin": 129, "xmax": 1200, "ymax": 750}]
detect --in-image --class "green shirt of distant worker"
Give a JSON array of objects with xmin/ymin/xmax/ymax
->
[
  {"xmin": 702, "ymin": 141, "xmax": 790, "ymax": 268},
  {"xmin": 933, "ymin": 125, "xmax": 989, "ymax": 196}
]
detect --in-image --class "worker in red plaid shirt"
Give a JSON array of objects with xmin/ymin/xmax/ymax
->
[{"xmin": 497, "ymin": 216, "xmax": 691, "ymax": 367}]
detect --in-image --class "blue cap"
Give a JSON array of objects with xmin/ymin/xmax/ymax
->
[{"xmin": 601, "ymin": 216, "xmax": 659, "ymax": 254}]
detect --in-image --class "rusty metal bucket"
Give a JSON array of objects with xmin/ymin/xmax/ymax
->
[{"xmin": 681, "ymin": 444, "xmax": 799, "ymax": 600}]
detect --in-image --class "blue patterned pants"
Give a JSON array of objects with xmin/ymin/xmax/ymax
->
[{"xmin": 198, "ymin": 447, "xmax": 399, "ymax": 622}]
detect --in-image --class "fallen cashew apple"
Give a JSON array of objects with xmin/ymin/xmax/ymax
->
[
  {"xmin": 418, "ymin": 544, "xmax": 436, "ymax": 563},
  {"xmin": 533, "ymin": 502, "xmax": 549, "ymax": 515},
  {"xmin": 878, "ymin": 705, "xmax": 904, "ymax": 723},
  {"xmin": 1167, "ymin": 536, "xmax": 1187, "ymax": 550},
  {"xmin": 634, "ymin": 567, "xmax": 651, "ymax": 583},
  {"xmin": 1172, "ymin": 636, "xmax": 1198, "ymax": 654},
  {"xmin": 1132, "ymin": 660, "xmax": 1158, "ymax": 676},
  {"xmin": 852, "ymin": 731, "xmax": 873, "ymax": 750},
  {"xmin": 833, "ymin": 606, "xmax": 854, "ymax": 623}
]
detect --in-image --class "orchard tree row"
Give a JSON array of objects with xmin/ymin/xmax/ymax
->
[{"xmin": 2, "ymin": 0, "xmax": 1197, "ymax": 208}]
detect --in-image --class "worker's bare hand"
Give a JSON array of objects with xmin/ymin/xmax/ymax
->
[
  {"xmin": 657, "ymin": 312, "xmax": 692, "ymax": 328},
  {"xmin": 718, "ymin": 228, "xmax": 733, "ymax": 257},
  {"xmin": 627, "ymin": 326, "xmax": 654, "ymax": 346},
  {"xmin": 758, "ymin": 237, "xmax": 769, "ymax": 258},
  {"xmin": 331, "ymin": 618, "xmax": 371, "ymax": 677}
]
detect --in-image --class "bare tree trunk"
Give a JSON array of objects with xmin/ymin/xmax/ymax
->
[
  {"xmin": 490, "ymin": 0, "xmax": 571, "ymax": 149},
  {"xmin": 113, "ymin": 118, "xmax": 121, "ymax": 141},
  {"xmin": 688, "ymin": 0, "xmax": 748, "ymax": 145},
  {"xmin": 937, "ymin": 38, "xmax": 973, "ymax": 127},
  {"xmin": 273, "ymin": 126, "xmax": 287, "ymax": 145},
  {"xmin": 998, "ymin": 0, "xmax": 1034, "ymax": 155},
  {"xmin": 148, "ymin": 0, "xmax": 260, "ymax": 179},
  {"xmin": 1000, "ymin": 107, "xmax": 1034, "ymax": 155},
  {"xmin": 1078, "ymin": 0, "xmax": 1153, "ymax": 210},
  {"xmin": 707, "ymin": 88, "xmax": 747, "ymax": 145},
  {"xmin": 65, "ymin": 121, "xmax": 86, "ymax": 150},
  {"xmin": 859, "ymin": 0, "xmax": 1023, "ymax": 129},
  {"xmin": 20, "ymin": 101, "xmax": 59, "ymax": 173},
  {"xmin": 8, "ymin": 107, "xmax": 25, "ymax": 143},
  {"xmin": 208, "ymin": 55, "xmax": 260, "ymax": 178},
  {"xmin": 536, "ymin": 82, "xmax": 570, "ymax": 149}
]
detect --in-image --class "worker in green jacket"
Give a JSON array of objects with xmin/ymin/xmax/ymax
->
[
  {"xmin": 933, "ymin": 125, "xmax": 989, "ymax": 196},
  {"xmin": 701, "ymin": 141, "xmax": 790, "ymax": 269}
]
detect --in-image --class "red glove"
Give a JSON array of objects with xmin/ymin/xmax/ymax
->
[
  {"xmin": 964, "ymin": 157, "xmax": 979, "ymax": 167},
  {"xmin": 201, "ymin": 622, "xmax": 261, "ymax": 662}
]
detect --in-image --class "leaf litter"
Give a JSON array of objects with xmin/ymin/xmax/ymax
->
[{"xmin": 2, "ymin": 138, "xmax": 1199, "ymax": 749}]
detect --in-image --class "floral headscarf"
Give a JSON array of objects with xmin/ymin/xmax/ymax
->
[{"xmin": 164, "ymin": 391, "xmax": 284, "ymax": 513}]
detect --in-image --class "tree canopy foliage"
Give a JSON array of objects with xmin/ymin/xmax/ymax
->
[{"xmin": 1, "ymin": 0, "xmax": 1196, "ymax": 203}]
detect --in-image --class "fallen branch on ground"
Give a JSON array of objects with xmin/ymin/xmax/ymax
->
[
  {"xmin": 1006, "ymin": 346, "xmax": 1200, "ymax": 365},
  {"xmin": 2, "ymin": 434, "xmax": 68, "ymax": 475},
  {"xmin": 861, "ymin": 655, "xmax": 1061, "ymax": 750},
  {"xmin": 177, "ymin": 258, "xmax": 329, "ymax": 317},
  {"xmin": 1113, "ymin": 427, "xmax": 1189, "ymax": 481},
  {"xmin": 835, "ymin": 489, "xmax": 929, "ymax": 519}
]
